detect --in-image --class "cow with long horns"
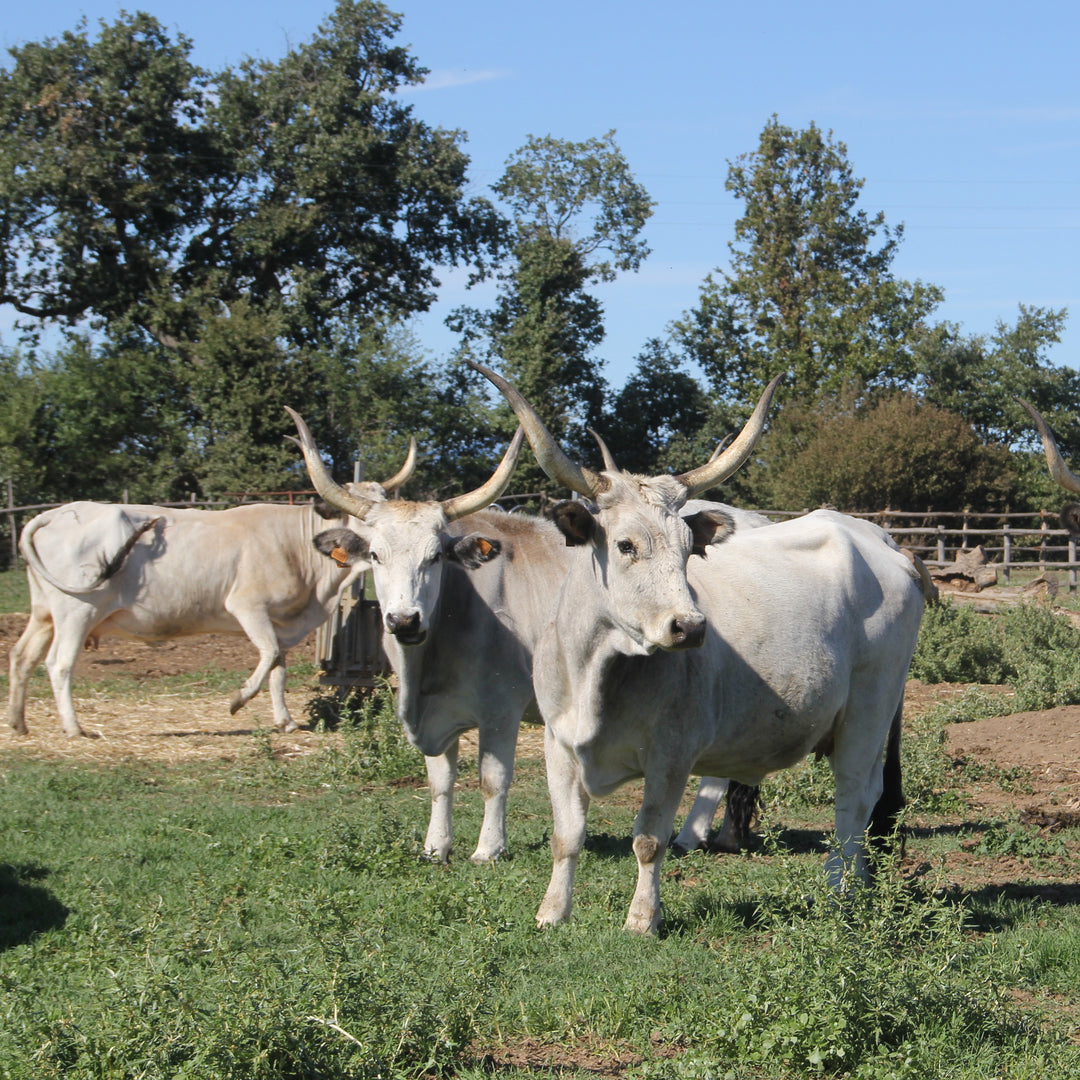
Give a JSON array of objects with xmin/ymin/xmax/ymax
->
[{"xmin": 469, "ymin": 361, "xmax": 928, "ymax": 933}]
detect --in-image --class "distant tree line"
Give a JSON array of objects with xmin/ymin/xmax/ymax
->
[{"xmin": 1, "ymin": 2, "xmax": 1076, "ymax": 525}]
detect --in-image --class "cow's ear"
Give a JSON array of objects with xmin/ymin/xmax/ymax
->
[
  {"xmin": 684, "ymin": 509, "xmax": 736, "ymax": 557},
  {"xmin": 551, "ymin": 500, "xmax": 596, "ymax": 547},
  {"xmin": 448, "ymin": 534, "xmax": 503, "ymax": 569},
  {"xmin": 313, "ymin": 527, "xmax": 370, "ymax": 568},
  {"xmin": 312, "ymin": 499, "xmax": 342, "ymax": 520}
]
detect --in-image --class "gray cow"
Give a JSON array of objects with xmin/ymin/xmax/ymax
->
[{"xmin": 472, "ymin": 361, "xmax": 929, "ymax": 934}]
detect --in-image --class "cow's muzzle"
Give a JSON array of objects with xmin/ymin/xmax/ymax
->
[
  {"xmin": 667, "ymin": 614, "xmax": 706, "ymax": 650},
  {"xmin": 386, "ymin": 611, "xmax": 427, "ymax": 645}
]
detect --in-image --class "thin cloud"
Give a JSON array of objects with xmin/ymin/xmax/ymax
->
[{"xmin": 399, "ymin": 68, "xmax": 510, "ymax": 94}]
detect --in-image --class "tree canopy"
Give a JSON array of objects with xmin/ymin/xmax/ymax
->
[
  {"xmin": 672, "ymin": 116, "xmax": 943, "ymax": 403},
  {"xmin": 0, "ymin": 1, "xmax": 504, "ymax": 354}
]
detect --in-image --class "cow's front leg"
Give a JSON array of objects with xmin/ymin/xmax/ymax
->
[
  {"xmin": 536, "ymin": 726, "xmax": 589, "ymax": 927},
  {"xmin": 672, "ymin": 776, "xmax": 729, "ymax": 854},
  {"xmin": 424, "ymin": 741, "xmax": 459, "ymax": 863},
  {"xmin": 470, "ymin": 717, "xmax": 518, "ymax": 863},
  {"xmin": 267, "ymin": 656, "xmax": 296, "ymax": 732},
  {"xmin": 626, "ymin": 768, "xmax": 690, "ymax": 934}
]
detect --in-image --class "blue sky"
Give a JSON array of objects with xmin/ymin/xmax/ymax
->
[{"xmin": 3, "ymin": 0, "xmax": 1079, "ymax": 387}]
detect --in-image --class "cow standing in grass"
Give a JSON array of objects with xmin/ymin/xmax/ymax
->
[{"xmin": 471, "ymin": 361, "xmax": 929, "ymax": 934}]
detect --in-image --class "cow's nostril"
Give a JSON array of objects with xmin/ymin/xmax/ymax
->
[{"xmin": 671, "ymin": 616, "xmax": 706, "ymax": 650}]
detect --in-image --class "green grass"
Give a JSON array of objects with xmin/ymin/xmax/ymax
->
[
  {"xmin": 0, "ymin": 567, "xmax": 29, "ymax": 614},
  {"xmin": 2, "ymin": 685, "xmax": 1079, "ymax": 1079}
]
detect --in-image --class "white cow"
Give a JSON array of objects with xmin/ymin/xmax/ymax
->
[
  {"xmin": 472, "ymin": 361, "xmax": 929, "ymax": 934},
  {"xmin": 7, "ymin": 436, "xmax": 519, "ymax": 739},
  {"xmin": 292, "ymin": 412, "xmax": 773, "ymax": 864}
]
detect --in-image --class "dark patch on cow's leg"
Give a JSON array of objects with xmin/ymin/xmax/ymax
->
[
  {"xmin": 708, "ymin": 781, "xmax": 760, "ymax": 853},
  {"xmin": 867, "ymin": 703, "xmax": 906, "ymax": 865}
]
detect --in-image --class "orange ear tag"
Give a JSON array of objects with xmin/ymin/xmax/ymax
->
[
  {"xmin": 477, "ymin": 538, "xmax": 493, "ymax": 558},
  {"xmin": 331, "ymin": 547, "xmax": 350, "ymax": 568}
]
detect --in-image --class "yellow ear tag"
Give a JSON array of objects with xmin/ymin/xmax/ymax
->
[{"xmin": 331, "ymin": 547, "xmax": 350, "ymax": 568}]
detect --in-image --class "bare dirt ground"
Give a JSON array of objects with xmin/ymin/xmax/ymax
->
[{"xmin": 3, "ymin": 614, "xmax": 1079, "ymax": 834}]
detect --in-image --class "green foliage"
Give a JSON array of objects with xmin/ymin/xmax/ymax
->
[
  {"xmin": 672, "ymin": 115, "xmax": 943, "ymax": 404},
  {"xmin": 1, "ymin": 716, "xmax": 1078, "ymax": 1078},
  {"xmin": 911, "ymin": 598, "xmax": 1080, "ymax": 712},
  {"xmin": 454, "ymin": 131, "xmax": 652, "ymax": 478},
  {"xmin": 750, "ymin": 390, "xmax": 1019, "ymax": 512},
  {"xmin": 0, "ymin": 567, "xmax": 30, "ymax": 612},
  {"xmin": 910, "ymin": 599, "xmax": 1010, "ymax": 685},
  {"xmin": 304, "ymin": 682, "xmax": 422, "ymax": 783}
]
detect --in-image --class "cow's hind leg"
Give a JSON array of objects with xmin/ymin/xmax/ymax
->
[
  {"xmin": 710, "ymin": 781, "xmax": 761, "ymax": 854},
  {"xmin": 9, "ymin": 612, "xmax": 53, "ymax": 734},
  {"xmin": 228, "ymin": 609, "xmax": 289, "ymax": 728},
  {"xmin": 44, "ymin": 621, "xmax": 93, "ymax": 737},
  {"xmin": 866, "ymin": 702, "xmax": 906, "ymax": 865},
  {"xmin": 424, "ymin": 742, "xmax": 459, "ymax": 863},
  {"xmin": 470, "ymin": 716, "xmax": 519, "ymax": 863}
]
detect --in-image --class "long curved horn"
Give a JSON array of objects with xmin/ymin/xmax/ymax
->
[
  {"xmin": 440, "ymin": 426, "xmax": 526, "ymax": 521},
  {"xmin": 285, "ymin": 407, "xmax": 375, "ymax": 520},
  {"xmin": 379, "ymin": 437, "xmax": 417, "ymax": 492},
  {"xmin": 1018, "ymin": 399, "xmax": 1080, "ymax": 494},
  {"xmin": 467, "ymin": 360, "xmax": 604, "ymax": 497},
  {"xmin": 675, "ymin": 374, "xmax": 782, "ymax": 497}
]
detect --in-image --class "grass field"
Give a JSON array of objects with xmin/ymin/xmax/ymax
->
[{"xmin": 3, "ymin": 569, "xmax": 1080, "ymax": 1077}]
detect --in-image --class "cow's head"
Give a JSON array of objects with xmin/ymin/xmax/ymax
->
[
  {"xmin": 468, "ymin": 362, "xmax": 779, "ymax": 654},
  {"xmin": 286, "ymin": 407, "xmax": 523, "ymax": 645}
]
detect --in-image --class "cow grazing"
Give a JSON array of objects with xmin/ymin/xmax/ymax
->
[{"xmin": 471, "ymin": 361, "xmax": 928, "ymax": 934}]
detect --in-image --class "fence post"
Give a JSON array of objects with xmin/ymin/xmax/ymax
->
[
  {"xmin": 1040, "ymin": 510, "xmax": 1050, "ymax": 573},
  {"xmin": 1071, "ymin": 534, "xmax": 1078, "ymax": 594},
  {"xmin": 936, "ymin": 524, "xmax": 946, "ymax": 565},
  {"xmin": 1002, "ymin": 523, "xmax": 1012, "ymax": 586},
  {"xmin": 7, "ymin": 477, "xmax": 15, "ymax": 570}
]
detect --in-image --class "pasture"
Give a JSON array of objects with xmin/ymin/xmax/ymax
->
[{"xmin": 2, "ymin": 569, "xmax": 1080, "ymax": 1078}]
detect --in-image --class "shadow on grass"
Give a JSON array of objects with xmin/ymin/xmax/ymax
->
[{"xmin": 0, "ymin": 864, "xmax": 69, "ymax": 951}]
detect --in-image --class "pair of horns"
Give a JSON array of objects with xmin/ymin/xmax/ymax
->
[
  {"xmin": 467, "ymin": 361, "xmax": 780, "ymax": 499},
  {"xmin": 284, "ymin": 406, "xmax": 525, "ymax": 521}
]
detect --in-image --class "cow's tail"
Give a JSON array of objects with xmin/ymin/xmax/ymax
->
[
  {"xmin": 867, "ymin": 698, "xmax": 906, "ymax": 861},
  {"xmin": 902, "ymin": 547, "xmax": 938, "ymax": 604},
  {"xmin": 20, "ymin": 512, "xmax": 163, "ymax": 594}
]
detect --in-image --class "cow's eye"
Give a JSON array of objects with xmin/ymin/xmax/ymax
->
[
  {"xmin": 369, "ymin": 551, "xmax": 381, "ymax": 564},
  {"xmin": 616, "ymin": 539, "xmax": 637, "ymax": 557}
]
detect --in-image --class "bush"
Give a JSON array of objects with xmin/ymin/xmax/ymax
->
[{"xmin": 911, "ymin": 599, "xmax": 1080, "ymax": 712}]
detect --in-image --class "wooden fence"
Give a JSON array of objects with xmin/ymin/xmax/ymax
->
[{"xmin": 3, "ymin": 492, "xmax": 1078, "ymax": 591}]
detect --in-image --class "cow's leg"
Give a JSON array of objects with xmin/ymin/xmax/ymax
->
[
  {"xmin": 424, "ymin": 741, "xmax": 458, "ymax": 863},
  {"xmin": 536, "ymin": 727, "xmax": 589, "ymax": 928},
  {"xmin": 44, "ymin": 621, "xmax": 93, "ymax": 737},
  {"xmin": 470, "ymin": 717, "xmax": 518, "ymax": 863},
  {"xmin": 265, "ymin": 655, "xmax": 296, "ymax": 732},
  {"xmin": 8, "ymin": 613, "xmax": 53, "ymax": 734},
  {"xmin": 710, "ymin": 781, "xmax": 760, "ymax": 854},
  {"xmin": 672, "ymin": 776, "xmax": 729, "ymax": 854},
  {"xmin": 826, "ymin": 729, "xmax": 888, "ymax": 889},
  {"xmin": 226, "ymin": 608, "xmax": 283, "ymax": 722},
  {"xmin": 625, "ymin": 765, "xmax": 689, "ymax": 934}
]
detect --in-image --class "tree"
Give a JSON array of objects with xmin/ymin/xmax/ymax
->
[
  {"xmin": 0, "ymin": 2, "xmax": 504, "ymax": 353},
  {"xmin": 0, "ymin": 3, "xmax": 508, "ymax": 499},
  {"xmin": 672, "ymin": 116, "xmax": 943, "ymax": 403},
  {"xmin": 451, "ymin": 131, "xmax": 653, "ymax": 472},
  {"xmin": 750, "ymin": 391, "xmax": 1018, "ymax": 513},
  {"xmin": 603, "ymin": 339, "xmax": 712, "ymax": 474}
]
